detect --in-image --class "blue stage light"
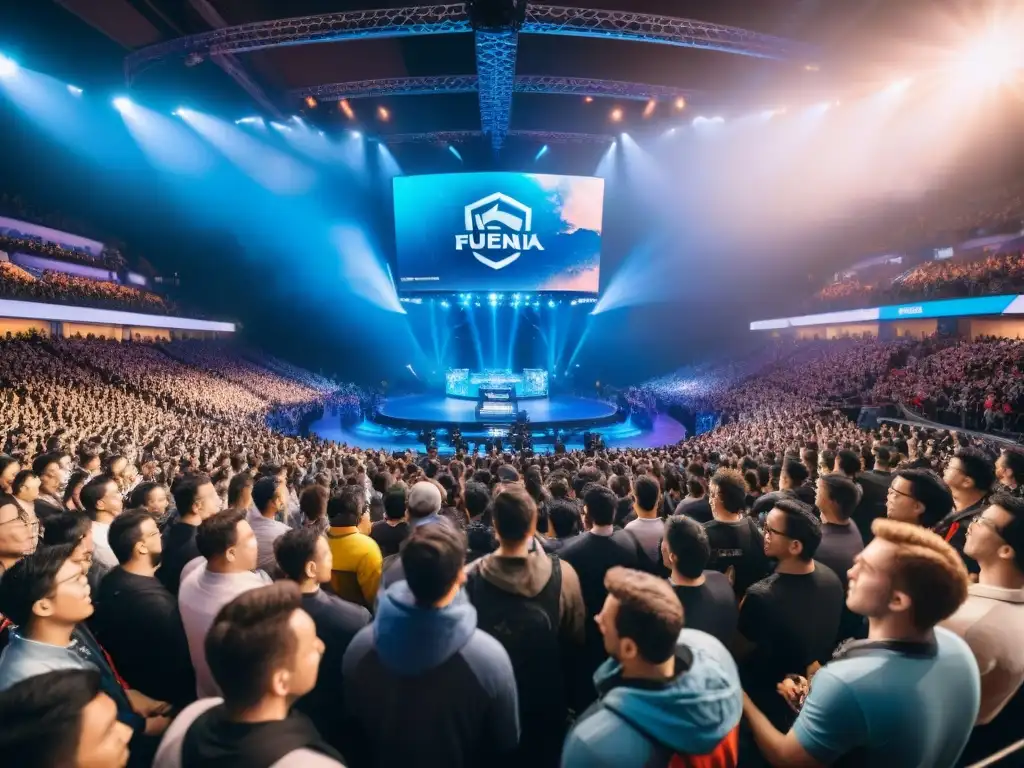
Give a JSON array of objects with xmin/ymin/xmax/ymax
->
[
  {"xmin": 440, "ymin": 300, "xmax": 449, "ymax": 308},
  {"xmin": 66, "ymin": 84, "xmax": 83, "ymax": 96},
  {"xmin": 488, "ymin": 293, "xmax": 497, "ymax": 301},
  {"xmin": 448, "ymin": 144, "xmax": 463, "ymax": 162},
  {"xmin": 513, "ymin": 293, "xmax": 520, "ymax": 299},
  {"xmin": 350, "ymin": 130, "xmax": 362, "ymax": 139},
  {"xmin": 535, "ymin": 144, "xmax": 549, "ymax": 161},
  {"xmin": 0, "ymin": 54, "xmax": 17, "ymax": 77},
  {"xmin": 548, "ymin": 300, "xmax": 556, "ymax": 308},
  {"xmin": 112, "ymin": 96, "xmax": 132, "ymax": 112}
]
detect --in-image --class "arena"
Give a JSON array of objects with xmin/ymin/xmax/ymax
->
[{"xmin": 0, "ymin": 1, "xmax": 1023, "ymax": 766}]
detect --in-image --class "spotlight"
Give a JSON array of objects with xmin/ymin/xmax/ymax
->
[
  {"xmin": 513, "ymin": 293, "xmax": 520, "ymax": 299},
  {"xmin": 112, "ymin": 97, "xmax": 132, "ymax": 112},
  {"xmin": 350, "ymin": 130, "xmax": 362, "ymax": 139},
  {"xmin": 305, "ymin": 95, "xmax": 318, "ymax": 109},
  {"xmin": 440, "ymin": 300, "xmax": 449, "ymax": 308},
  {"xmin": 235, "ymin": 116, "xmax": 263, "ymax": 125},
  {"xmin": 66, "ymin": 84, "xmax": 83, "ymax": 96},
  {"xmin": 270, "ymin": 121, "xmax": 291, "ymax": 131},
  {"xmin": 570, "ymin": 299, "xmax": 578, "ymax": 306},
  {"xmin": 377, "ymin": 105, "xmax": 390, "ymax": 121},
  {"xmin": 0, "ymin": 54, "xmax": 17, "ymax": 77},
  {"xmin": 339, "ymin": 99, "xmax": 355, "ymax": 119},
  {"xmin": 804, "ymin": 64, "xmax": 820, "ymax": 72},
  {"xmin": 448, "ymin": 144, "xmax": 463, "ymax": 162},
  {"xmin": 609, "ymin": 107, "xmax": 623, "ymax": 123},
  {"xmin": 547, "ymin": 300, "xmax": 556, "ymax": 308},
  {"xmin": 674, "ymin": 96, "xmax": 686, "ymax": 111},
  {"xmin": 534, "ymin": 144, "xmax": 548, "ymax": 161},
  {"xmin": 642, "ymin": 99, "xmax": 656, "ymax": 118},
  {"xmin": 488, "ymin": 293, "xmax": 497, "ymax": 301},
  {"xmin": 172, "ymin": 107, "xmax": 188, "ymax": 117},
  {"xmin": 584, "ymin": 96, "xmax": 593, "ymax": 103}
]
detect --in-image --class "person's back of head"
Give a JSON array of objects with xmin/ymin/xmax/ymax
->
[
  {"xmin": 490, "ymin": 484, "xmax": 537, "ymax": 544},
  {"xmin": 820, "ymin": 474, "xmax": 860, "ymax": 521},
  {"xmin": 573, "ymin": 466, "xmax": 603, "ymax": 499},
  {"xmin": 663, "ymin": 515, "xmax": 710, "ymax": 579},
  {"xmin": 782, "ymin": 458, "xmax": 809, "ymax": 489},
  {"xmin": 852, "ymin": 518, "xmax": 969, "ymax": 631},
  {"xmin": 634, "ymin": 475, "xmax": 660, "ymax": 514},
  {"xmin": 383, "ymin": 486, "xmax": 407, "ymax": 521},
  {"xmin": 583, "ymin": 483, "xmax": 617, "ymax": 527},
  {"xmin": 609, "ymin": 474, "xmax": 631, "ymax": 500},
  {"xmin": 873, "ymin": 446, "xmax": 893, "ymax": 472},
  {"xmin": 401, "ymin": 523, "xmax": 467, "ymax": 607},
  {"xmin": 205, "ymin": 582, "xmax": 320, "ymax": 711},
  {"xmin": 686, "ymin": 476, "xmax": 706, "ymax": 498},
  {"xmin": 406, "ymin": 481, "xmax": 442, "ymax": 522},
  {"xmin": 601, "ymin": 567, "xmax": 683, "ymax": 666},
  {"xmin": 836, "ymin": 450, "xmax": 861, "ymax": 477},
  {"xmin": 547, "ymin": 476, "xmax": 571, "ymax": 500},
  {"xmin": 0, "ymin": 669, "xmax": 132, "ymax": 768},
  {"xmin": 463, "ymin": 481, "xmax": 490, "ymax": 522},
  {"xmin": 548, "ymin": 498, "xmax": 581, "ymax": 538},
  {"xmin": 327, "ymin": 485, "xmax": 366, "ymax": 528},
  {"xmin": 300, "ymin": 483, "xmax": 329, "ymax": 523},
  {"xmin": 710, "ymin": 469, "xmax": 746, "ymax": 516},
  {"xmin": 227, "ymin": 470, "xmax": 253, "ymax": 510},
  {"xmin": 195, "ymin": 508, "xmax": 249, "ymax": 565}
]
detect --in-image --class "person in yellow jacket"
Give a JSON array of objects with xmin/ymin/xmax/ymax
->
[{"xmin": 326, "ymin": 485, "xmax": 382, "ymax": 609}]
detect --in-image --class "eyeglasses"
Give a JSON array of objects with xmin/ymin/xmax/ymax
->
[
  {"xmin": 887, "ymin": 485, "xmax": 915, "ymax": 500},
  {"xmin": 765, "ymin": 524, "xmax": 789, "ymax": 538},
  {"xmin": 970, "ymin": 515, "xmax": 1003, "ymax": 536},
  {"xmin": 0, "ymin": 509, "xmax": 40, "ymax": 536},
  {"xmin": 52, "ymin": 569, "xmax": 89, "ymax": 592}
]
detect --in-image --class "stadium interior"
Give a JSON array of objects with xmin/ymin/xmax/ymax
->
[{"xmin": 0, "ymin": 1, "xmax": 1023, "ymax": 767}]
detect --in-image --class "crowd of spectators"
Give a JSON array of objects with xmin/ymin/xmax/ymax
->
[
  {"xmin": 0, "ymin": 245, "xmax": 174, "ymax": 314},
  {"xmin": 812, "ymin": 250, "xmax": 1024, "ymax": 311},
  {"xmin": 0, "ymin": 334, "xmax": 1021, "ymax": 768}
]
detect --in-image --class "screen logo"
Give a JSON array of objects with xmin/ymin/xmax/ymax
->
[
  {"xmin": 897, "ymin": 306, "xmax": 924, "ymax": 316},
  {"xmin": 454, "ymin": 192, "xmax": 545, "ymax": 270}
]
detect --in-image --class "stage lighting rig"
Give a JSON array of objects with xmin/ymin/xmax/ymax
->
[
  {"xmin": 184, "ymin": 52, "xmax": 205, "ymax": 67},
  {"xmin": 466, "ymin": 0, "xmax": 528, "ymax": 32}
]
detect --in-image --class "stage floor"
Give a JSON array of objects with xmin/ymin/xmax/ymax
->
[{"xmin": 375, "ymin": 394, "xmax": 619, "ymax": 424}]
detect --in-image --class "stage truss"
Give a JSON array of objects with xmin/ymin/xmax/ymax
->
[{"xmin": 125, "ymin": 3, "xmax": 816, "ymax": 150}]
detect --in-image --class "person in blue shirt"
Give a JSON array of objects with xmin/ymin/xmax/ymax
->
[{"xmin": 742, "ymin": 518, "xmax": 980, "ymax": 768}]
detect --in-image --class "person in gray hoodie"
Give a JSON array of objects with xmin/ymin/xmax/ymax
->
[
  {"xmin": 342, "ymin": 522, "xmax": 519, "ymax": 768},
  {"xmin": 561, "ymin": 567, "xmax": 742, "ymax": 768}
]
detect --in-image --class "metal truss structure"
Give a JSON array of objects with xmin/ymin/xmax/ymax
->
[
  {"xmin": 125, "ymin": 4, "xmax": 814, "ymax": 151},
  {"xmin": 475, "ymin": 30, "xmax": 519, "ymax": 150},
  {"xmin": 291, "ymin": 74, "xmax": 698, "ymax": 103},
  {"xmin": 296, "ymin": 75, "xmax": 479, "ymax": 101},
  {"xmin": 383, "ymin": 128, "xmax": 612, "ymax": 145}
]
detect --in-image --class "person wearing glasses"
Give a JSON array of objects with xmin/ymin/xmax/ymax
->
[
  {"xmin": 886, "ymin": 468, "xmax": 954, "ymax": 530},
  {"xmin": 0, "ymin": 492, "xmax": 38, "ymax": 579},
  {"xmin": 0, "ymin": 544, "xmax": 173, "ymax": 749},
  {"xmin": 937, "ymin": 448, "xmax": 997, "ymax": 574},
  {"xmin": 941, "ymin": 493, "xmax": 1024, "ymax": 766},
  {"xmin": 736, "ymin": 499, "xmax": 844, "ymax": 731}
]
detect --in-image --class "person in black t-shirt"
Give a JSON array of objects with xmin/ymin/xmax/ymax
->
[
  {"xmin": 159, "ymin": 474, "xmax": 221, "ymax": 596},
  {"xmin": 815, "ymin": 473, "xmax": 866, "ymax": 644},
  {"xmin": 674, "ymin": 476, "xmax": 713, "ymax": 524},
  {"xmin": 561, "ymin": 483, "xmax": 642, "ymax": 711},
  {"xmin": 369, "ymin": 486, "xmax": 409, "ymax": 558},
  {"xmin": 661, "ymin": 514, "xmax": 737, "ymax": 647},
  {"xmin": 703, "ymin": 469, "xmax": 770, "ymax": 598},
  {"xmin": 736, "ymin": 498, "xmax": 845, "ymax": 730},
  {"xmin": 275, "ymin": 527, "xmax": 370, "ymax": 755},
  {"xmin": 936, "ymin": 448, "xmax": 995, "ymax": 574}
]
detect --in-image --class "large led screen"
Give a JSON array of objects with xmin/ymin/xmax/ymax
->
[{"xmin": 393, "ymin": 172, "xmax": 603, "ymax": 293}]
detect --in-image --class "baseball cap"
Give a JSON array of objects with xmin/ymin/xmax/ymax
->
[{"xmin": 407, "ymin": 481, "xmax": 443, "ymax": 518}]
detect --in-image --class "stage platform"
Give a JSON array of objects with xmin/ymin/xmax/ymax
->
[{"xmin": 373, "ymin": 393, "xmax": 620, "ymax": 430}]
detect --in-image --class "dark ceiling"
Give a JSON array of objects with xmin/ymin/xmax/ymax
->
[{"xmin": 41, "ymin": 0, "xmax": 977, "ymax": 137}]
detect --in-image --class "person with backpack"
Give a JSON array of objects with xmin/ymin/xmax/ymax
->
[
  {"xmin": 704, "ymin": 469, "xmax": 771, "ymax": 599},
  {"xmin": 466, "ymin": 484, "xmax": 585, "ymax": 768},
  {"xmin": 561, "ymin": 567, "xmax": 742, "ymax": 768}
]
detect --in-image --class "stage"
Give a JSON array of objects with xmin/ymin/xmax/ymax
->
[{"xmin": 375, "ymin": 393, "xmax": 619, "ymax": 429}]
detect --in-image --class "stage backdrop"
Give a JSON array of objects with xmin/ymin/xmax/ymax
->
[{"xmin": 393, "ymin": 172, "xmax": 603, "ymax": 293}]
